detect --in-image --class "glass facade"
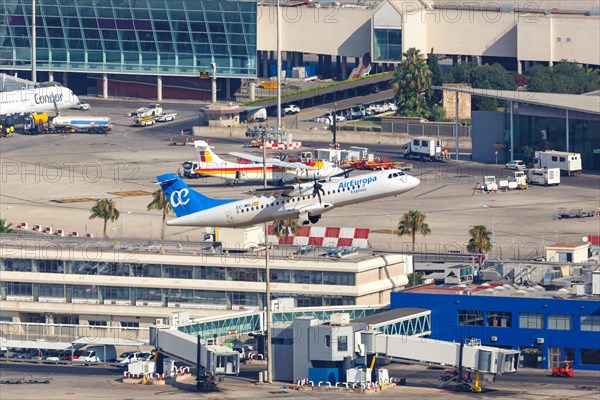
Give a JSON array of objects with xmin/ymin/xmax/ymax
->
[
  {"xmin": 0, "ymin": 0, "xmax": 257, "ymax": 77},
  {"xmin": 504, "ymin": 103, "xmax": 600, "ymax": 171},
  {"xmin": 373, "ymin": 28, "xmax": 402, "ymax": 62},
  {"xmin": 1, "ymin": 257, "xmax": 358, "ymax": 308}
]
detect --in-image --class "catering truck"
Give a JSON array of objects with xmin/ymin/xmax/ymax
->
[
  {"xmin": 533, "ymin": 151, "xmax": 582, "ymax": 176},
  {"xmin": 402, "ymin": 137, "xmax": 442, "ymax": 161}
]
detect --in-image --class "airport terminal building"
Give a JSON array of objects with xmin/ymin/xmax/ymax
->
[
  {"xmin": 0, "ymin": 237, "xmax": 410, "ymax": 328},
  {"xmin": 1, "ymin": 0, "xmax": 599, "ymax": 100}
]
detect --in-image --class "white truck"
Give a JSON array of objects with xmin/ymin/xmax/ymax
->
[
  {"xmin": 533, "ymin": 150, "xmax": 582, "ymax": 176},
  {"xmin": 182, "ymin": 160, "xmax": 200, "ymax": 178},
  {"xmin": 527, "ymin": 167, "xmax": 560, "ymax": 186},
  {"xmin": 402, "ymin": 137, "xmax": 442, "ymax": 161},
  {"xmin": 136, "ymin": 103, "xmax": 163, "ymax": 117},
  {"xmin": 52, "ymin": 116, "xmax": 112, "ymax": 134},
  {"xmin": 482, "ymin": 176, "xmax": 498, "ymax": 192},
  {"xmin": 156, "ymin": 110, "xmax": 178, "ymax": 122}
]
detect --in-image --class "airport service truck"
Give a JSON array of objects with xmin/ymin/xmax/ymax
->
[
  {"xmin": 533, "ymin": 151, "xmax": 582, "ymax": 176},
  {"xmin": 183, "ymin": 160, "xmax": 200, "ymax": 178},
  {"xmin": 402, "ymin": 137, "xmax": 442, "ymax": 161},
  {"xmin": 52, "ymin": 116, "xmax": 112, "ymax": 134},
  {"xmin": 527, "ymin": 168, "xmax": 560, "ymax": 186}
]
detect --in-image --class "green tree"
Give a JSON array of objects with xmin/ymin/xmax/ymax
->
[
  {"xmin": 426, "ymin": 49, "xmax": 444, "ymax": 108},
  {"xmin": 467, "ymin": 225, "xmax": 492, "ymax": 254},
  {"xmin": 391, "ymin": 48, "xmax": 432, "ymax": 118},
  {"xmin": 397, "ymin": 210, "xmax": 431, "ymax": 251},
  {"xmin": 429, "ymin": 105, "xmax": 448, "ymax": 122},
  {"xmin": 407, "ymin": 272, "xmax": 423, "ymax": 287},
  {"xmin": 527, "ymin": 61, "xmax": 600, "ymax": 94},
  {"xmin": 89, "ymin": 198, "xmax": 120, "ymax": 238},
  {"xmin": 147, "ymin": 189, "xmax": 172, "ymax": 240},
  {"xmin": 0, "ymin": 219, "xmax": 14, "ymax": 233},
  {"xmin": 272, "ymin": 219, "xmax": 300, "ymax": 245}
]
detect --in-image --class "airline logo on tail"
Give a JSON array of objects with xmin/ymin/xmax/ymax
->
[
  {"xmin": 170, "ymin": 189, "xmax": 190, "ymax": 207},
  {"xmin": 199, "ymin": 150, "xmax": 213, "ymax": 163}
]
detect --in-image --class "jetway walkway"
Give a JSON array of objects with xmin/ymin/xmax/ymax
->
[
  {"xmin": 364, "ymin": 332, "xmax": 519, "ymax": 391},
  {"xmin": 177, "ymin": 305, "xmax": 389, "ymax": 339}
]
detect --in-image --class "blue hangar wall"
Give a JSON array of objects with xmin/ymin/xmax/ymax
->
[{"xmin": 391, "ymin": 292, "xmax": 600, "ymax": 371}]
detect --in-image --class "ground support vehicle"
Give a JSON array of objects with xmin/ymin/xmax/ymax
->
[
  {"xmin": 402, "ymin": 137, "xmax": 442, "ymax": 161},
  {"xmin": 52, "ymin": 116, "xmax": 112, "ymax": 134},
  {"xmin": 534, "ymin": 151, "xmax": 582, "ymax": 176},
  {"xmin": 133, "ymin": 114, "xmax": 156, "ymax": 126},
  {"xmin": 527, "ymin": 168, "xmax": 560, "ymax": 186},
  {"xmin": 553, "ymin": 208, "xmax": 599, "ymax": 219},
  {"xmin": 552, "ymin": 361, "xmax": 574, "ymax": 377},
  {"xmin": 156, "ymin": 110, "xmax": 178, "ymax": 122},
  {"xmin": 183, "ymin": 161, "xmax": 200, "ymax": 179}
]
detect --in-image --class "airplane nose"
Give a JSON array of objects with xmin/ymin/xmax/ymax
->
[{"xmin": 410, "ymin": 176, "xmax": 421, "ymax": 188}]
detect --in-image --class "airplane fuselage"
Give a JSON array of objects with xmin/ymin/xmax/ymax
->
[
  {"xmin": 0, "ymin": 85, "xmax": 79, "ymax": 116},
  {"xmin": 167, "ymin": 170, "xmax": 419, "ymax": 227}
]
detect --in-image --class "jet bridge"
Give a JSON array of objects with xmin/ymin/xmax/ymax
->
[
  {"xmin": 150, "ymin": 327, "xmax": 240, "ymax": 390},
  {"xmin": 361, "ymin": 331, "xmax": 519, "ymax": 392}
]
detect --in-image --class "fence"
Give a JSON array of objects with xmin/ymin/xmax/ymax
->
[
  {"xmin": 0, "ymin": 321, "xmax": 149, "ymax": 345},
  {"xmin": 381, "ymin": 121, "xmax": 471, "ymax": 138}
]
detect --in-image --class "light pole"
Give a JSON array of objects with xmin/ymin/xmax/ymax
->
[
  {"xmin": 386, "ymin": 214, "xmax": 394, "ymax": 248},
  {"xmin": 483, "ymin": 205, "xmax": 494, "ymax": 258},
  {"xmin": 331, "ymin": 102, "xmax": 337, "ymax": 147}
]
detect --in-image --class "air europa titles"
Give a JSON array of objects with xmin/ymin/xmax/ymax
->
[{"xmin": 337, "ymin": 176, "xmax": 377, "ymax": 190}]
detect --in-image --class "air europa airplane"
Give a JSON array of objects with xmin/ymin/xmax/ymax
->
[{"xmin": 157, "ymin": 169, "xmax": 420, "ymax": 227}]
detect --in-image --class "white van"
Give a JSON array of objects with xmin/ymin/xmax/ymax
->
[
  {"xmin": 76, "ymin": 345, "xmax": 117, "ymax": 363},
  {"xmin": 248, "ymin": 108, "xmax": 267, "ymax": 123}
]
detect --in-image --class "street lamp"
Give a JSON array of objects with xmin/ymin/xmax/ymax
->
[
  {"xmin": 331, "ymin": 102, "xmax": 337, "ymax": 147},
  {"xmin": 386, "ymin": 214, "xmax": 394, "ymax": 249},
  {"xmin": 483, "ymin": 205, "xmax": 494, "ymax": 258}
]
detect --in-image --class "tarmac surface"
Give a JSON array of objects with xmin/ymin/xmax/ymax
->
[
  {"xmin": 0, "ymin": 97, "xmax": 599, "ymax": 256},
  {"xmin": 0, "ymin": 361, "xmax": 598, "ymax": 400}
]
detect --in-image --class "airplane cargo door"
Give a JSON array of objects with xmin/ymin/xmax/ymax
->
[{"xmin": 225, "ymin": 211, "xmax": 233, "ymax": 223}]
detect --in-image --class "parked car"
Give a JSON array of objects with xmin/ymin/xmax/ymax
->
[
  {"xmin": 43, "ymin": 351, "xmax": 62, "ymax": 361},
  {"xmin": 72, "ymin": 101, "xmax": 91, "ymax": 110},
  {"xmin": 505, "ymin": 160, "xmax": 526, "ymax": 170},
  {"xmin": 283, "ymin": 104, "xmax": 301, "ymax": 114}
]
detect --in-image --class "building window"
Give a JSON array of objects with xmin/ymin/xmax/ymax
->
[
  {"xmin": 458, "ymin": 310, "xmax": 483, "ymax": 326},
  {"xmin": 373, "ymin": 28, "xmax": 402, "ymax": 62},
  {"xmin": 2, "ymin": 282, "xmax": 32, "ymax": 297},
  {"xmin": 38, "ymin": 284, "xmax": 65, "ymax": 298},
  {"xmin": 38, "ymin": 260, "xmax": 64, "ymax": 274},
  {"xmin": 2, "ymin": 259, "xmax": 33, "ymax": 272},
  {"xmin": 548, "ymin": 314, "xmax": 572, "ymax": 330},
  {"xmin": 580, "ymin": 349, "xmax": 600, "ymax": 365},
  {"xmin": 337, "ymin": 336, "xmax": 348, "ymax": 352},
  {"xmin": 120, "ymin": 322, "xmax": 139, "ymax": 329},
  {"xmin": 71, "ymin": 285, "xmax": 98, "ymax": 299},
  {"xmin": 580, "ymin": 315, "xmax": 600, "ymax": 332},
  {"xmin": 325, "ymin": 335, "xmax": 331, "ymax": 347},
  {"xmin": 487, "ymin": 311, "xmax": 512, "ymax": 327},
  {"xmin": 163, "ymin": 265, "xmax": 193, "ymax": 279},
  {"xmin": 88, "ymin": 320, "xmax": 107, "ymax": 327},
  {"xmin": 519, "ymin": 313, "xmax": 544, "ymax": 329}
]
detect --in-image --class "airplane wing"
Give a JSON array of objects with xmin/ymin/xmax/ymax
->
[
  {"xmin": 229, "ymin": 152, "xmax": 281, "ymax": 165},
  {"xmin": 229, "ymin": 152, "xmax": 311, "ymax": 170},
  {"xmin": 243, "ymin": 185, "xmax": 297, "ymax": 198}
]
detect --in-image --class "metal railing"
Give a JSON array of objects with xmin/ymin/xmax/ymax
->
[{"xmin": 0, "ymin": 322, "xmax": 149, "ymax": 344}]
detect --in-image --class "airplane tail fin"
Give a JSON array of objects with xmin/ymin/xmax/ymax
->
[
  {"xmin": 157, "ymin": 174, "xmax": 235, "ymax": 217},
  {"xmin": 194, "ymin": 140, "xmax": 226, "ymax": 166}
]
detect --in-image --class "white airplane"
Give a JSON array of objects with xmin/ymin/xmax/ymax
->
[
  {"xmin": 193, "ymin": 140, "xmax": 348, "ymax": 184},
  {"xmin": 157, "ymin": 169, "xmax": 420, "ymax": 227},
  {"xmin": 0, "ymin": 81, "xmax": 79, "ymax": 116}
]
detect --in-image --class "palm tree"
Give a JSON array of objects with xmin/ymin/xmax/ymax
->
[
  {"xmin": 147, "ymin": 189, "xmax": 172, "ymax": 240},
  {"xmin": 0, "ymin": 219, "xmax": 14, "ymax": 233},
  {"xmin": 397, "ymin": 210, "xmax": 431, "ymax": 251},
  {"xmin": 272, "ymin": 219, "xmax": 300, "ymax": 245},
  {"xmin": 390, "ymin": 47, "xmax": 433, "ymax": 118},
  {"xmin": 467, "ymin": 225, "xmax": 492, "ymax": 254},
  {"xmin": 89, "ymin": 198, "xmax": 120, "ymax": 238}
]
